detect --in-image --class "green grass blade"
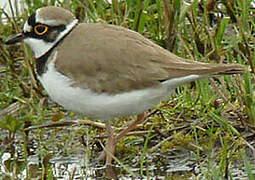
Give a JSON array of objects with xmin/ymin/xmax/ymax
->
[
  {"xmin": 242, "ymin": 151, "xmax": 254, "ymax": 180},
  {"xmin": 139, "ymin": 125, "xmax": 153, "ymax": 176},
  {"xmin": 216, "ymin": 17, "xmax": 230, "ymax": 46},
  {"xmin": 137, "ymin": 0, "xmax": 150, "ymax": 33}
]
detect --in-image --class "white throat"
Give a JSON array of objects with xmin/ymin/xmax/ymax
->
[{"xmin": 23, "ymin": 19, "xmax": 78, "ymax": 58}]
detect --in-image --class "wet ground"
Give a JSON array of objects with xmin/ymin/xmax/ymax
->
[{"xmin": 1, "ymin": 126, "xmax": 254, "ymax": 179}]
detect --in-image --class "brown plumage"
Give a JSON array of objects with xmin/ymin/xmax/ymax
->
[{"xmin": 55, "ymin": 23, "xmax": 244, "ymax": 94}]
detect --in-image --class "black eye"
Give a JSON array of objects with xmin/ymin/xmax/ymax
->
[{"xmin": 34, "ymin": 24, "xmax": 48, "ymax": 35}]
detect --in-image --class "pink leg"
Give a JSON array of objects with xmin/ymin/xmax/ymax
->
[
  {"xmin": 97, "ymin": 113, "xmax": 147, "ymax": 165},
  {"xmin": 98, "ymin": 120, "xmax": 115, "ymax": 165},
  {"xmin": 105, "ymin": 120, "xmax": 115, "ymax": 166},
  {"xmin": 115, "ymin": 113, "xmax": 146, "ymax": 142}
]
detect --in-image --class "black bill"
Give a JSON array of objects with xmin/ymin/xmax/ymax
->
[{"xmin": 5, "ymin": 33, "xmax": 25, "ymax": 45}]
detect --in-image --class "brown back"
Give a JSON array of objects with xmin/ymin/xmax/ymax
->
[{"xmin": 55, "ymin": 23, "xmax": 244, "ymax": 94}]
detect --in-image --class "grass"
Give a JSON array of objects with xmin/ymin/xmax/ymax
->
[{"xmin": 0, "ymin": 0, "xmax": 255, "ymax": 179}]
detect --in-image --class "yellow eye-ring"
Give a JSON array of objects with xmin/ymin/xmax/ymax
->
[{"xmin": 34, "ymin": 24, "xmax": 48, "ymax": 35}]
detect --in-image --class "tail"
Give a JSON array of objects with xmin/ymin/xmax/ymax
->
[
  {"xmin": 208, "ymin": 64, "xmax": 245, "ymax": 76},
  {"xmin": 163, "ymin": 61, "xmax": 245, "ymax": 79},
  {"xmin": 159, "ymin": 62, "xmax": 245, "ymax": 87}
]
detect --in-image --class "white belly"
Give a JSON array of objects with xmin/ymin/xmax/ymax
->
[{"xmin": 38, "ymin": 53, "xmax": 201, "ymax": 120}]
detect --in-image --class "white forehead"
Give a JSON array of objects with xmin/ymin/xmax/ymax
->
[{"xmin": 23, "ymin": 21, "xmax": 32, "ymax": 32}]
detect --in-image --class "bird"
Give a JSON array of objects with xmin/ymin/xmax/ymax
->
[{"xmin": 5, "ymin": 6, "xmax": 244, "ymax": 166}]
